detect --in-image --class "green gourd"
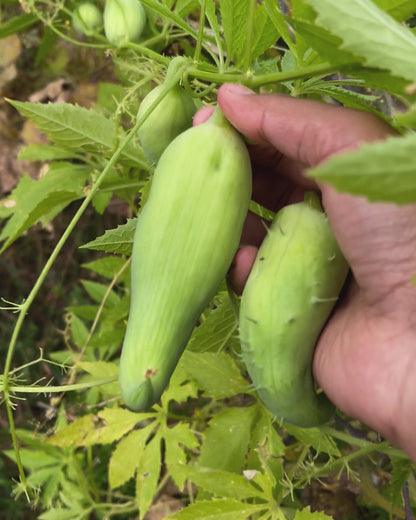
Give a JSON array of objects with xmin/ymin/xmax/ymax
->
[
  {"xmin": 104, "ymin": 0, "xmax": 146, "ymax": 47},
  {"xmin": 137, "ymin": 84, "xmax": 196, "ymax": 165},
  {"xmin": 239, "ymin": 193, "xmax": 349, "ymax": 427},
  {"xmin": 119, "ymin": 107, "xmax": 252, "ymax": 412},
  {"xmin": 72, "ymin": 3, "xmax": 103, "ymax": 36}
]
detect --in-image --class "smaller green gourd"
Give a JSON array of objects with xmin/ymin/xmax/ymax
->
[
  {"xmin": 104, "ymin": 0, "xmax": 146, "ymax": 47},
  {"xmin": 72, "ymin": 3, "xmax": 103, "ymax": 36},
  {"xmin": 137, "ymin": 84, "xmax": 196, "ymax": 165},
  {"xmin": 239, "ymin": 193, "xmax": 349, "ymax": 427}
]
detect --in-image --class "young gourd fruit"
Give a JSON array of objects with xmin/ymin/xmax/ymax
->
[
  {"xmin": 72, "ymin": 3, "xmax": 103, "ymax": 36},
  {"xmin": 119, "ymin": 107, "xmax": 252, "ymax": 412},
  {"xmin": 104, "ymin": 0, "xmax": 146, "ymax": 47},
  {"xmin": 239, "ymin": 193, "xmax": 349, "ymax": 427},
  {"xmin": 137, "ymin": 84, "xmax": 196, "ymax": 165}
]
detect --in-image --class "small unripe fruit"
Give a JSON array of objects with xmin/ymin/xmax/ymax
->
[
  {"xmin": 137, "ymin": 84, "xmax": 196, "ymax": 164},
  {"xmin": 104, "ymin": 0, "xmax": 147, "ymax": 47},
  {"xmin": 72, "ymin": 3, "xmax": 103, "ymax": 36}
]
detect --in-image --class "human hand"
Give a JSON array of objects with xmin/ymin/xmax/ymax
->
[{"xmin": 195, "ymin": 83, "xmax": 416, "ymax": 461}]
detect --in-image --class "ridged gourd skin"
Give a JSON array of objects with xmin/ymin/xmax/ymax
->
[
  {"xmin": 104, "ymin": 0, "xmax": 146, "ymax": 47},
  {"xmin": 137, "ymin": 85, "xmax": 196, "ymax": 165},
  {"xmin": 72, "ymin": 3, "xmax": 103, "ymax": 36},
  {"xmin": 119, "ymin": 108, "xmax": 252, "ymax": 412},
  {"xmin": 239, "ymin": 196, "xmax": 349, "ymax": 427}
]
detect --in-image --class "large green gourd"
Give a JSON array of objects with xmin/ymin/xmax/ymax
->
[
  {"xmin": 239, "ymin": 194, "xmax": 349, "ymax": 427},
  {"xmin": 119, "ymin": 108, "xmax": 252, "ymax": 412}
]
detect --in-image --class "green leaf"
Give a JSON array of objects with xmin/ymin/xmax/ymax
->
[
  {"xmin": 372, "ymin": 0, "xmax": 416, "ymax": 22},
  {"xmin": 109, "ymin": 424, "xmax": 156, "ymax": 489},
  {"xmin": 47, "ymin": 415, "xmax": 95, "ymax": 447},
  {"xmin": 0, "ymin": 163, "xmax": 88, "ymax": 252},
  {"xmin": 284, "ymin": 424, "xmax": 341, "ymax": 457},
  {"xmin": 18, "ymin": 144, "xmax": 80, "ymax": 161},
  {"xmin": 305, "ymin": 0, "xmax": 416, "ymax": 82},
  {"xmin": 385, "ymin": 456, "xmax": 414, "ymax": 507},
  {"xmin": 394, "ymin": 103, "xmax": 416, "ymax": 127},
  {"xmin": 0, "ymin": 13, "xmax": 38, "ymax": 39},
  {"xmin": 69, "ymin": 313, "xmax": 90, "ymax": 349},
  {"xmin": 48, "ymin": 408, "xmax": 151, "ymax": 447},
  {"xmin": 6, "ymin": 99, "xmax": 148, "ymax": 168},
  {"xmin": 78, "ymin": 361, "xmax": 119, "ymax": 397},
  {"xmin": 251, "ymin": 3, "xmax": 280, "ymax": 64},
  {"xmin": 219, "ymin": 0, "xmax": 250, "ymax": 66},
  {"xmin": 82, "ymin": 255, "xmax": 130, "ymax": 282},
  {"xmin": 164, "ymin": 423, "xmax": 199, "ymax": 489},
  {"xmin": 188, "ymin": 296, "xmax": 239, "ymax": 353},
  {"xmin": 80, "ymin": 218, "xmax": 136, "ymax": 255},
  {"xmin": 167, "ymin": 499, "xmax": 267, "ymax": 519},
  {"xmin": 308, "ymin": 133, "xmax": 416, "ymax": 204},
  {"xmin": 181, "ymin": 350, "xmax": 251, "ymax": 400},
  {"xmin": 80, "ymin": 279, "xmax": 120, "ymax": 306},
  {"xmin": 294, "ymin": 507, "xmax": 334, "ymax": 520},
  {"xmin": 172, "ymin": 465, "xmax": 266, "ymax": 500},
  {"xmin": 136, "ymin": 434, "xmax": 162, "ymax": 517},
  {"xmin": 199, "ymin": 407, "xmax": 257, "ymax": 473},
  {"xmin": 290, "ymin": 18, "xmax": 358, "ymax": 67},
  {"xmin": 82, "ymin": 408, "xmax": 145, "ymax": 445},
  {"xmin": 265, "ymin": 0, "xmax": 297, "ymax": 54}
]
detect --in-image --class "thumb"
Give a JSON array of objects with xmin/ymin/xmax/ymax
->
[{"xmin": 217, "ymin": 83, "xmax": 394, "ymax": 167}]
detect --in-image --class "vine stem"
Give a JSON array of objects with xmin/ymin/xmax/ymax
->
[
  {"xmin": 186, "ymin": 62, "xmax": 337, "ymax": 89},
  {"xmin": 2, "ymin": 66, "xmax": 186, "ymax": 499}
]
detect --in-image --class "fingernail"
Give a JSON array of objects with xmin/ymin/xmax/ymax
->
[{"xmin": 222, "ymin": 83, "xmax": 254, "ymax": 95}]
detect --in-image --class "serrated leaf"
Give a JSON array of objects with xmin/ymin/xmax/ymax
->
[
  {"xmin": 109, "ymin": 424, "xmax": 156, "ymax": 489},
  {"xmin": 6, "ymin": 99, "xmax": 148, "ymax": 168},
  {"xmin": 395, "ymin": 103, "xmax": 416, "ymax": 128},
  {"xmin": 83, "ymin": 408, "xmax": 145, "ymax": 445},
  {"xmin": 200, "ymin": 407, "xmax": 257, "ymax": 473},
  {"xmin": 78, "ymin": 361, "xmax": 119, "ymax": 396},
  {"xmin": 290, "ymin": 18, "xmax": 359, "ymax": 67},
  {"xmin": 188, "ymin": 297, "xmax": 238, "ymax": 353},
  {"xmin": 251, "ymin": 3, "xmax": 280, "ymax": 64},
  {"xmin": 80, "ymin": 218, "xmax": 136, "ymax": 255},
  {"xmin": 82, "ymin": 255, "xmax": 130, "ymax": 281},
  {"xmin": 163, "ymin": 423, "xmax": 199, "ymax": 488},
  {"xmin": 136, "ymin": 434, "xmax": 162, "ymax": 517},
  {"xmin": 0, "ymin": 13, "xmax": 38, "ymax": 38},
  {"xmin": 385, "ymin": 456, "xmax": 414, "ymax": 507},
  {"xmin": 308, "ymin": 133, "xmax": 416, "ymax": 204},
  {"xmin": 306, "ymin": 0, "xmax": 416, "ymax": 82},
  {"xmin": 47, "ymin": 409, "xmax": 150, "ymax": 447},
  {"xmin": 283, "ymin": 424, "xmax": 341, "ymax": 457},
  {"xmin": 219, "ymin": 0, "xmax": 250, "ymax": 66},
  {"xmin": 294, "ymin": 507, "xmax": 334, "ymax": 520},
  {"xmin": 80, "ymin": 279, "xmax": 120, "ymax": 306},
  {"xmin": 47, "ymin": 415, "xmax": 95, "ymax": 447},
  {"xmin": 181, "ymin": 350, "xmax": 250, "ymax": 400},
  {"xmin": 69, "ymin": 313, "xmax": 90, "ymax": 349},
  {"xmin": 0, "ymin": 163, "xmax": 88, "ymax": 252},
  {"xmin": 173, "ymin": 465, "xmax": 266, "ymax": 500},
  {"xmin": 167, "ymin": 499, "xmax": 266, "ymax": 520},
  {"xmin": 18, "ymin": 144, "xmax": 79, "ymax": 161},
  {"xmin": 373, "ymin": 0, "xmax": 416, "ymax": 22}
]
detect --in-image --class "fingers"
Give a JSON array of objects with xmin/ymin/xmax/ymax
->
[
  {"xmin": 217, "ymin": 83, "xmax": 394, "ymax": 167},
  {"xmin": 229, "ymin": 246, "xmax": 258, "ymax": 295}
]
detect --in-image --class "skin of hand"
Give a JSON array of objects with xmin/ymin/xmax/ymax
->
[{"xmin": 194, "ymin": 83, "xmax": 416, "ymax": 461}]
